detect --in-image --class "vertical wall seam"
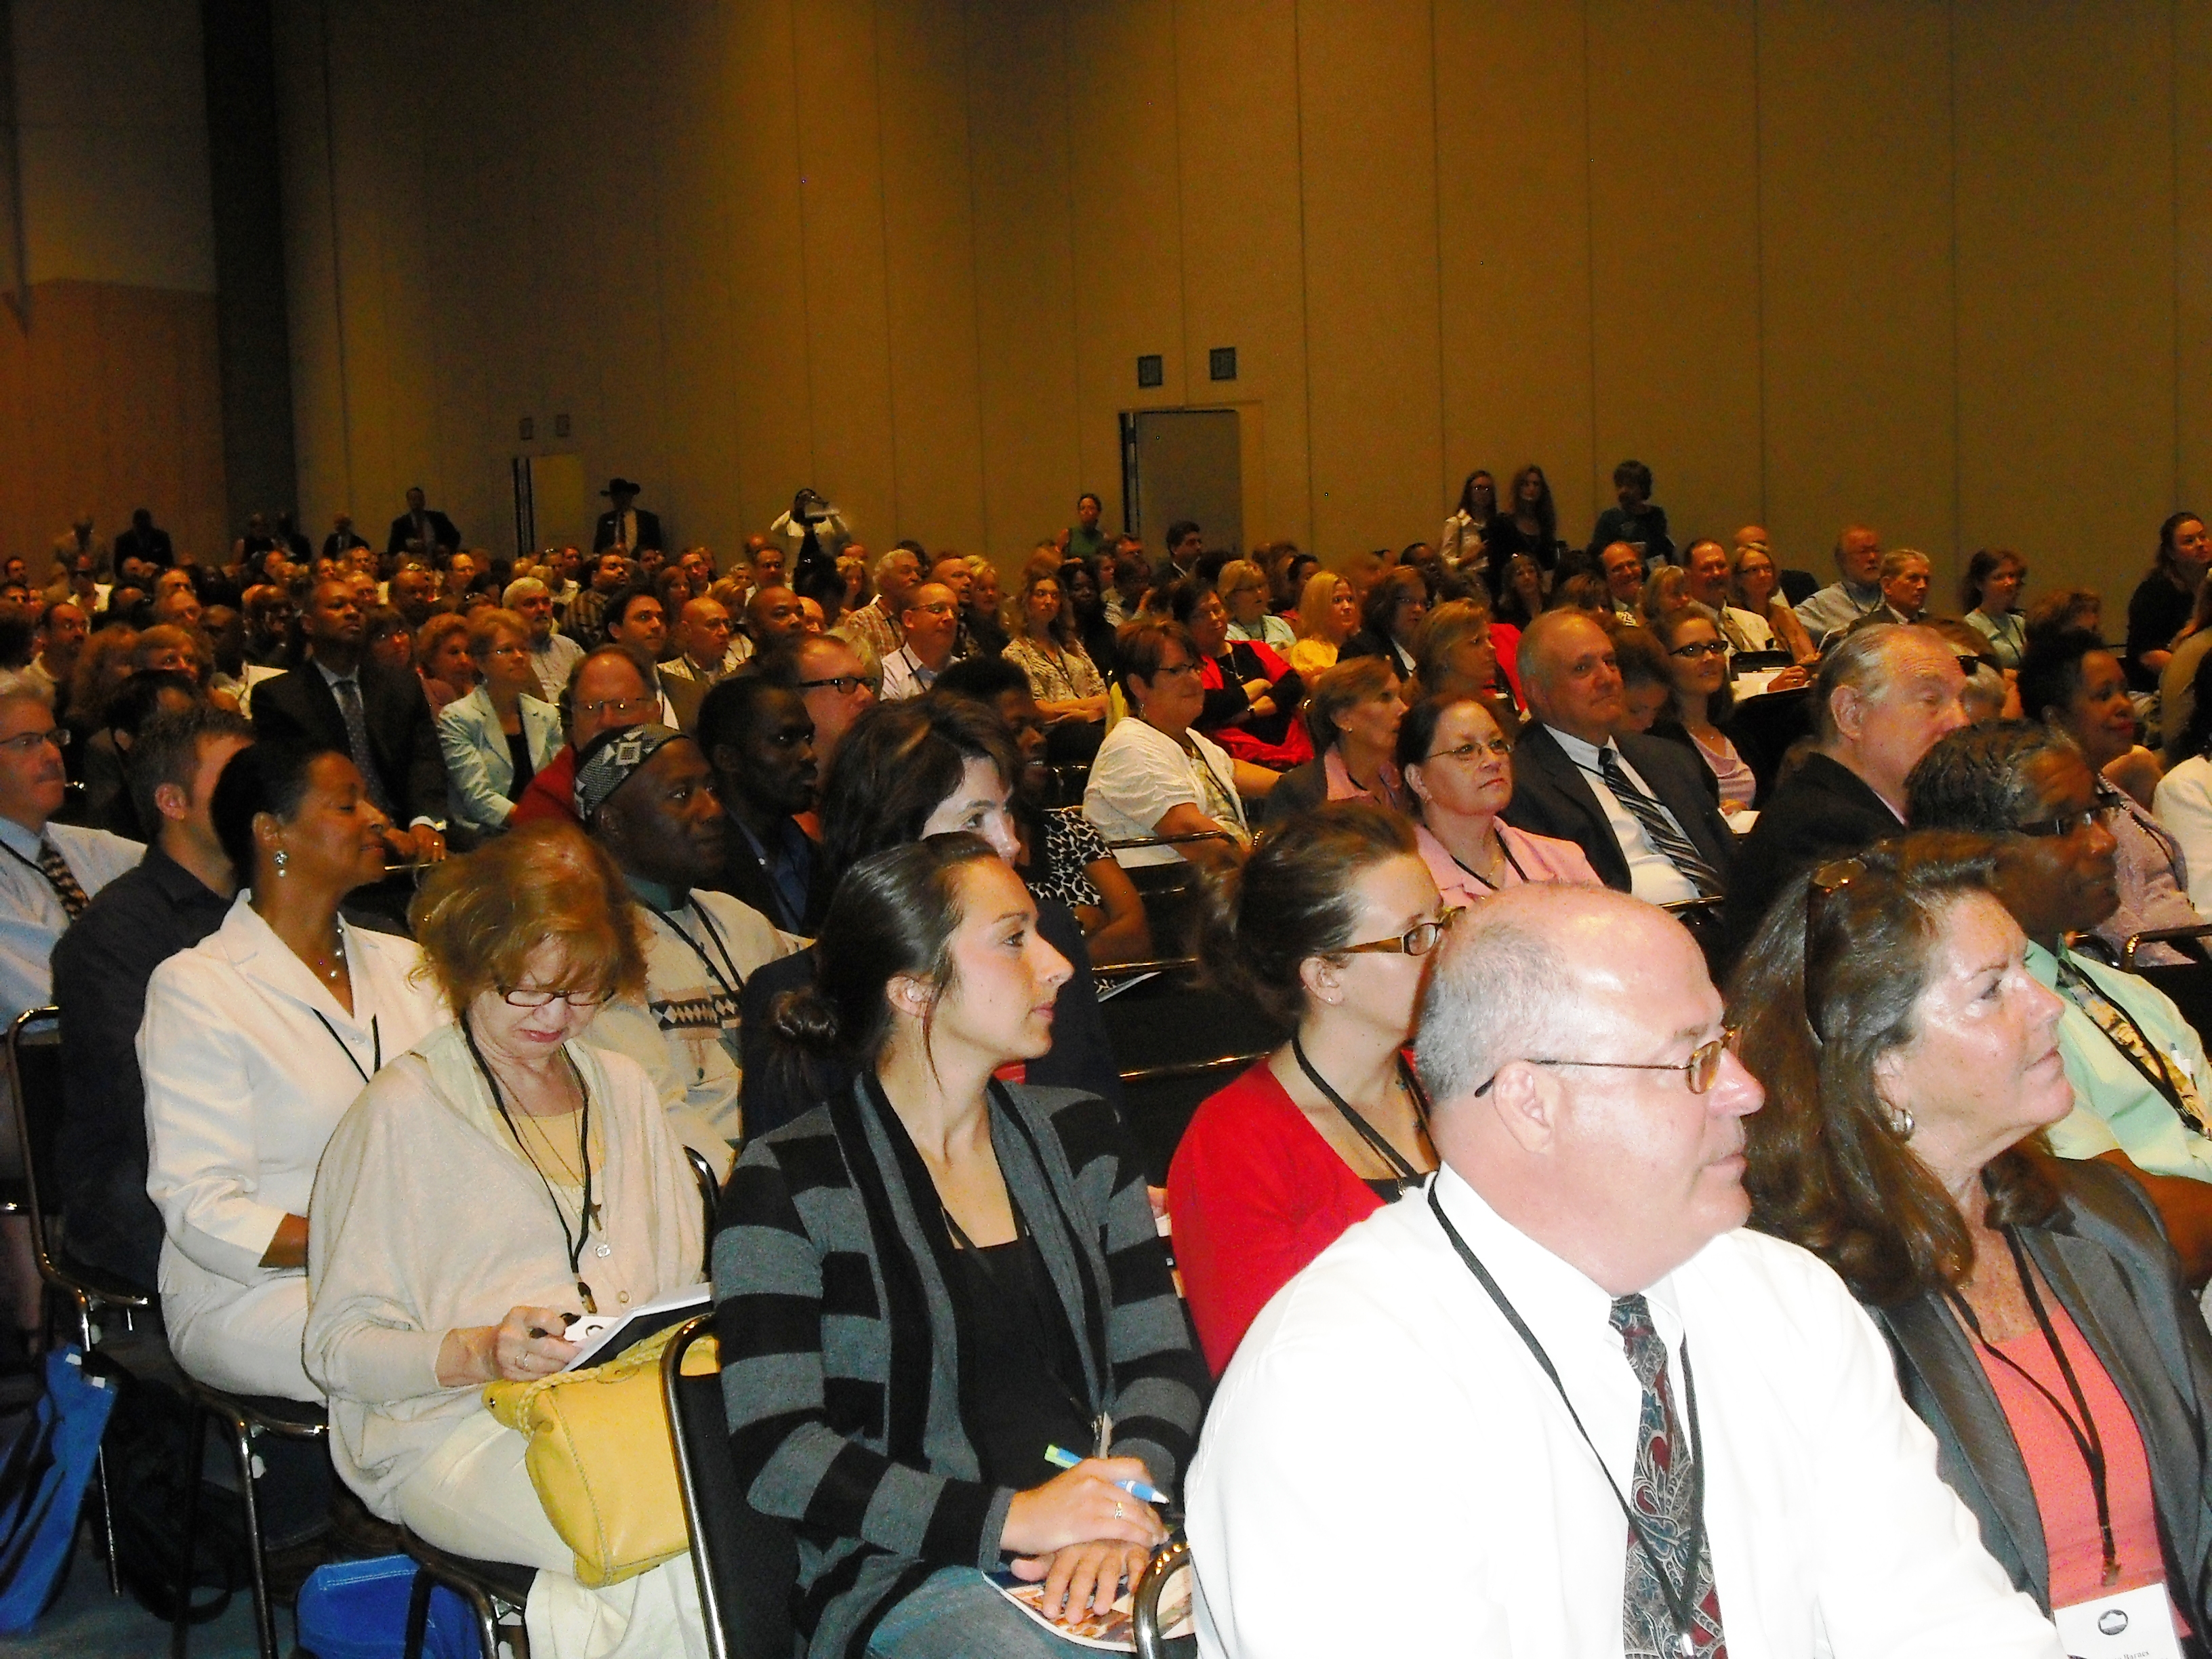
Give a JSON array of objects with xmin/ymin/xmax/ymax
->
[
  {"xmin": 1292, "ymin": 0, "xmax": 1315, "ymax": 548},
  {"xmin": 2173, "ymin": 0, "xmax": 2184, "ymax": 508},
  {"xmin": 318, "ymin": 0, "xmax": 352, "ymax": 508},
  {"xmin": 962, "ymin": 0, "xmax": 991, "ymax": 552},
  {"xmin": 870, "ymin": 0, "xmax": 900, "ymax": 535},
  {"xmin": 1059, "ymin": 0, "xmax": 1083, "ymax": 499},
  {"xmin": 1750, "ymin": 0, "xmax": 1767, "ymax": 526},
  {"xmin": 787, "ymin": 0, "xmax": 819, "ymax": 484},
  {"xmin": 1170, "ymin": 0, "xmax": 1190, "ymax": 407},
  {"xmin": 1429, "ymin": 0, "xmax": 1446, "ymax": 518},
  {"xmin": 1947, "ymin": 0, "xmax": 1961, "ymax": 565},
  {"xmin": 1578, "ymin": 0, "xmax": 1598, "ymax": 511}
]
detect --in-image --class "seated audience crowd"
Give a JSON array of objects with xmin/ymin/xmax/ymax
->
[{"xmin": 18, "ymin": 485, "xmax": 2212, "ymax": 1656}]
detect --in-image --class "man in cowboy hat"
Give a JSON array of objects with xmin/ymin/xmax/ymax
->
[{"xmin": 592, "ymin": 477, "xmax": 663, "ymax": 554}]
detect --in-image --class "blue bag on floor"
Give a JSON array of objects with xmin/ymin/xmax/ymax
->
[
  {"xmin": 295, "ymin": 1554, "xmax": 484, "ymax": 1659},
  {"xmin": 0, "ymin": 1348, "xmax": 119, "ymax": 1633}
]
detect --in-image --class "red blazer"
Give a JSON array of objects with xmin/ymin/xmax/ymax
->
[{"xmin": 1166, "ymin": 1059, "xmax": 1385, "ymax": 1375}]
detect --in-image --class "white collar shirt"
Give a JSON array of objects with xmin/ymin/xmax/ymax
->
[
  {"xmin": 0, "ymin": 815, "xmax": 142, "ymax": 1016},
  {"xmin": 1544, "ymin": 724, "xmax": 1700, "ymax": 905},
  {"xmin": 1187, "ymin": 1166, "xmax": 2060, "ymax": 1659},
  {"xmin": 879, "ymin": 644, "xmax": 939, "ymax": 702}
]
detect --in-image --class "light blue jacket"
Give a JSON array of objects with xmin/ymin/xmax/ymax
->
[{"xmin": 435, "ymin": 686, "xmax": 562, "ymax": 832}]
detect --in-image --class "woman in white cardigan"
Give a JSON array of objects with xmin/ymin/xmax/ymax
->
[
  {"xmin": 142, "ymin": 741, "xmax": 445, "ymax": 1400},
  {"xmin": 437, "ymin": 608, "xmax": 563, "ymax": 836},
  {"xmin": 306, "ymin": 823, "xmax": 706, "ymax": 1659}
]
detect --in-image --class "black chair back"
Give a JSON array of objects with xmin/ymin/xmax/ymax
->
[
  {"xmin": 663, "ymin": 1313, "xmax": 799, "ymax": 1659},
  {"xmin": 683, "ymin": 1145, "xmax": 722, "ymax": 1278},
  {"xmin": 6, "ymin": 1008, "xmax": 62, "ymax": 1258},
  {"xmin": 1101, "ymin": 963, "xmax": 1283, "ymax": 1183}
]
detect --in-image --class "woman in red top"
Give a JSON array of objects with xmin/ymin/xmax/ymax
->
[{"xmin": 1166, "ymin": 802, "xmax": 1453, "ymax": 1373}]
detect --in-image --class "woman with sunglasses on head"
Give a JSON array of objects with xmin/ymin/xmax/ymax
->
[
  {"xmin": 1395, "ymin": 694, "xmax": 1598, "ymax": 912},
  {"xmin": 305, "ymin": 822, "xmax": 707, "ymax": 1657},
  {"xmin": 718, "ymin": 834, "xmax": 1204, "ymax": 1656},
  {"xmin": 1732, "ymin": 833, "xmax": 2212, "ymax": 1651},
  {"xmin": 1726, "ymin": 538, "xmax": 1819, "ymax": 665},
  {"xmin": 1651, "ymin": 602, "xmax": 1757, "ymax": 821},
  {"xmin": 1166, "ymin": 802, "xmax": 1450, "ymax": 1374}
]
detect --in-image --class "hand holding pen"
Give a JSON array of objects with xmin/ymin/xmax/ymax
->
[{"xmin": 1043, "ymin": 1443, "xmax": 1174, "ymax": 1507}]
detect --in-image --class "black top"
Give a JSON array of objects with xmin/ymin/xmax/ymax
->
[
  {"xmin": 51, "ymin": 848, "xmax": 233, "ymax": 1291},
  {"xmin": 2125, "ymin": 572, "xmax": 2194, "ymax": 691},
  {"xmin": 505, "ymin": 726, "xmax": 537, "ymax": 792},
  {"xmin": 949, "ymin": 1227, "xmax": 1093, "ymax": 1490}
]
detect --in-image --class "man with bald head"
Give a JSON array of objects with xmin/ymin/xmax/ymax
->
[
  {"xmin": 1188, "ymin": 886, "xmax": 2062, "ymax": 1659},
  {"xmin": 662, "ymin": 596, "xmax": 750, "ymax": 687},
  {"xmin": 1504, "ymin": 610, "xmax": 1736, "ymax": 908},
  {"xmin": 1795, "ymin": 523, "xmax": 1885, "ymax": 641},
  {"xmin": 1730, "ymin": 623, "xmax": 1968, "ymax": 941}
]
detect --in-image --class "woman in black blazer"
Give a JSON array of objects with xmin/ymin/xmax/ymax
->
[{"xmin": 1732, "ymin": 833, "xmax": 2212, "ymax": 1645}]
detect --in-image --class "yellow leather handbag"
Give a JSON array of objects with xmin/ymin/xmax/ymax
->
[{"xmin": 482, "ymin": 1323, "xmax": 720, "ymax": 1588}]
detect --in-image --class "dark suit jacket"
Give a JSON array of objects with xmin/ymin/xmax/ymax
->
[
  {"xmin": 1729, "ymin": 751, "xmax": 1904, "ymax": 950},
  {"xmin": 706, "ymin": 811, "xmax": 835, "ymax": 935},
  {"xmin": 251, "ymin": 657, "xmax": 451, "ymax": 826},
  {"xmin": 1875, "ymin": 1160, "xmax": 2212, "ymax": 1629},
  {"xmin": 323, "ymin": 530, "xmax": 371, "ymax": 560},
  {"xmin": 1501, "ymin": 723, "xmax": 1736, "ymax": 897},
  {"xmin": 386, "ymin": 509, "xmax": 460, "ymax": 555},
  {"xmin": 593, "ymin": 507, "xmax": 664, "ymax": 552},
  {"xmin": 112, "ymin": 525, "xmax": 173, "ymax": 570}
]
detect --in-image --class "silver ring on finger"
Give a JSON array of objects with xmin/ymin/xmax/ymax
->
[{"xmin": 1114, "ymin": 1500, "xmax": 1124, "ymax": 1520}]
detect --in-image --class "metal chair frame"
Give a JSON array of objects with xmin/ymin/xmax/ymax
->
[
  {"xmin": 2123, "ymin": 922, "xmax": 2212, "ymax": 970},
  {"xmin": 663, "ymin": 1313, "xmax": 732, "ymax": 1659},
  {"xmin": 1132, "ymin": 1536, "xmax": 1197, "ymax": 1659},
  {"xmin": 171, "ymin": 1382, "xmax": 328, "ymax": 1659},
  {"xmin": 7, "ymin": 1004, "xmax": 151, "ymax": 1595},
  {"xmin": 401, "ymin": 1528, "xmax": 533, "ymax": 1659}
]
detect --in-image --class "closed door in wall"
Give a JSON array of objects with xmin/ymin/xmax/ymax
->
[
  {"xmin": 511, "ymin": 453, "xmax": 589, "ymax": 557},
  {"xmin": 1122, "ymin": 409, "xmax": 1242, "ymax": 556}
]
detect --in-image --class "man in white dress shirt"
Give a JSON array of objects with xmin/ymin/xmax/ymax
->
[
  {"xmin": 503, "ymin": 575, "xmax": 583, "ymax": 697},
  {"xmin": 878, "ymin": 582, "xmax": 961, "ymax": 701},
  {"xmin": 1187, "ymin": 885, "xmax": 2061, "ymax": 1659}
]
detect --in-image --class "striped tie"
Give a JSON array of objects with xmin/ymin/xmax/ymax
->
[
  {"xmin": 1598, "ymin": 749, "xmax": 1724, "ymax": 899},
  {"xmin": 36, "ymin": 840, "xmax": 88, "ymax": 921}
]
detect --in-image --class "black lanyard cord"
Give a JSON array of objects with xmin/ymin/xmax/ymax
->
[
  {"xmin": 1448, "ymin": 831, "xmax": 1531, "ymax": 893},
  {"xmin": 1428, "ymin": 1185, "xmax": 1709, "ymax": 1656},
  {"xmin": 1951, "ymin": 1230, "xmax": 2118, "ymax": 1586},
  {"xmin": 463, "ymin": 1019, "xmax": 598, "ymax": 1313},
  {"xmin": 2057, "ymin": 960, "xmax": 2192, "ymax": 1120},
  {"xmin": 310, "ymin": 1008, "xmax": 381, "ymax": 1086},
  {"xmin": 643, "ymin": 898, "xmax": 745, "ymax": 1006},
  {"xmin": 1290, "ymin": 1033, "xmax": 1427, "ymax": 1189}
]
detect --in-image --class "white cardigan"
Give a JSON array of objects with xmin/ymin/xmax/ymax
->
[
  {"xmin": 304, "ymin": 1024, "xmax": 704, "ymax": 1515},
  {"xmin": 141, "ymin": 895, "xmax": 446, "ymax": 1307}
]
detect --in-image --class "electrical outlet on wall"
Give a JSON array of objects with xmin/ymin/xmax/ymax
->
[
  {"xmin": 1136, "ymin": 354, "xmax": 1164, "ymax": 389},
  {"xmin": 1209, "ymin": 347, "xmax": 1237, "ymax": 382},
  {"xmin": 554, "ymin": 413, "xmax": 571, "ymax": 438}
]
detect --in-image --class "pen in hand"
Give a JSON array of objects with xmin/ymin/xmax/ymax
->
[
  {"xmin": 1043, "ymin": 1443, "xmax": 1172, "ymax": 1507},
  {"xmin": 527, "ymin": 1311, "xmax": 581, "ymax": 1340}
]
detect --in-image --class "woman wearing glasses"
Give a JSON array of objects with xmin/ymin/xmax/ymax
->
[
  {"xmin": 1651, "ymin": 604, "xmax": 1757, "ymax": 820},
  {"xmin": 1732, "ymin": 834, "xmax": 2212, "ymax": 1647},
  {"xmin": 1395, "ymin": 694, "xmax": 1597, "ymax": 911},
  {"xmin": 436, "ymin": 608, "xmax": 562, "ymax": 837},
  {"xmin": 1167, "ymin": 802, "xmax": 1450, "ymax": 1373},
  {"xmin": 306, "ymin": 822, "xmax": 708, "ymax": 1658}
]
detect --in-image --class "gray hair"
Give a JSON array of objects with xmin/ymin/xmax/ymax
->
[
  {"xmin": 0, "ymin": 670, "xmax": 52, "ymax": 710},
  {"xmin": 1905, "ymin": 720, "xmax": 2083, "ymax": 835},
  {"xmin": 873, "ymin": 546, "xmax": 918, "ymax": 581},
  {"xmin": 1878, "ymin": 547, "xmax": 1931, "ymax": 581},
  {"xmin": 1813, "ymin": 623, "xmax": 1914, "ymax": 745},
  {"xmin": 503, "ymin": 576, "xmax": 550, "ymax": 607}
]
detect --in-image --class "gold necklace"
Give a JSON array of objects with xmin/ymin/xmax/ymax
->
[{"xmin": 511, "ymin": 1099, "xmax": 586, "ymax": 1185}]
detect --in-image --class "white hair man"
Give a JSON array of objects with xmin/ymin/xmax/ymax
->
[
  {"xmin": 1187, "ymin": 886, "xmax": 2061, "ymax": 1658},
  {"xmin": 503, "ymin": 575, "xmax": 584, "ymax": 695}
]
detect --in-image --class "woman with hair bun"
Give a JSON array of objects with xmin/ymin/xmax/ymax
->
[
  {"xmin": 715, "ymin": 834, "xmax": 1204, "ymax": 1657},
  {"xmin": 1165, "ymin": 802, "xmax": 1451, "ymax": 1374}
]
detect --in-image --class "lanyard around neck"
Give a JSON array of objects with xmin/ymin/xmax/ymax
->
[
  {"xmin": 642, "ymin": 897, "xmax": 745, "ymax": 1004},
  {"xmin": 310, "ymin": 1008, "xmax": 381, "ymax": 1086},
  {"xmin": 1290, "ymin": 1031, "xmax": 1426, "ymax": 1191},
  {"xmin": 1428, "ymin": 1185, "xmax": 1710, "ymax": 1656},
  {"xmin": 464, "ymin": 1018, "xmax": 599, "ymax": 1313}
]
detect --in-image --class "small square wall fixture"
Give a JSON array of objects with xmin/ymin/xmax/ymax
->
[
  {"xmin": 1136, "ymin": 354, "xmax": 1164, "ymax": 388},
  {"xmin": 1209, "ymin": 346, "xmax": 1237, "ymax": 382}
]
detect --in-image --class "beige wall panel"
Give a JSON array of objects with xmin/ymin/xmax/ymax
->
[
  {"xmin": 1175, "ymin": 0, "xmax": 1311, "ymax": 552},
  {"xmin": 966, "ymin": 0, "xmax": 1083, "ymax": 560},
  {"xmin": 1755, "ymin": 0, "xmax": 1954, "ymax": 582},
  {"xmin": 1955, "ymin": 2, "xmax": 2175, "ymax": 600},
  {"xmin": 648, "ymin": 1, "xmax": 747, "ymax": 556},
  {"xmin": 1584, "ymin": 0, "xmax": 1760, "ymax": 557},
  {"xmin": 1296, "ymin": 0, "xmax": 1442, "ymax": 560},
  {"xmin": 1432, "ymin": 0, "xmax": 1595, "ymax": 551},
  {"xmin": 2178, "ymin": 0, "xmax": 2212, "ymax": 520},
  {"xmin": 1065, "ymin": 0, "xmax": 1183, "ymax": 546},
  {"xmin": 876, "ymin": 0, "xmax": 985, "ymax": 552},
  {"xmin": 792, "ymin": 0, "xmax": 899, "ymax": 552}
]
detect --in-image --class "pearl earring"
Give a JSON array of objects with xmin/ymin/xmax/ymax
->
[
  {"xmin": 273, "ymin": 848, "xmax": 289, "ymax": 878},
  {"xmin": 1887, "ymin": 1105, "xmax": 1914, "ymax": 1139}
]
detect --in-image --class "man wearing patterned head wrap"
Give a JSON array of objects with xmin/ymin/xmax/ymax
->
[{"xmin": 575, "ymin": 723, "xmax": 805, "ymax": 1172}]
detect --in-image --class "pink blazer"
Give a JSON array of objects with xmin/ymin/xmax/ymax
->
[{"xmin": 1414, "ymin": 819, "xmax": 1601, "ymax": 909}]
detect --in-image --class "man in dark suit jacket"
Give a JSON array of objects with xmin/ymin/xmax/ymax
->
[
  {"xmin": 323, "ymin": 513, "xmax": 372, "ymax": 561},
  {"xmin": 112, "ymin": 508, "xmax": 173, "ymax": 572},
  {"xmin": 386, "ymin": 486, "xmax": 461, "ymax": 557},
  {"xmin": 696, "ymin": 674, "xmax": 834, "ymax": 934},
  {"xmin": 592, "ymin": 478, "xmax": 663, "ymax": 553},
  {"xmin": 250, "ymin": 577, "xmax": 450, "ymax": 861},
  {"xmin": 1502, "ymin": 611, "xmax": 1737, "ymax": 901},
  {"xmin": 1729, "ymin": 623, "xmax": 1968, "ymax": 950}
]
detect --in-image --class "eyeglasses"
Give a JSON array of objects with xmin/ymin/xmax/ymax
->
[
  {"xmin": 2015, "ymin": 804, "xmax": 2118, "ymax": 838},
  {"xmin": 1954, "ymin": 654, "xmax": 1995, "ymax": 678},
  {"xmin": 579, "ymin": 695, "xmax": 657, "ymax": 720},
  {"xmin": 1151, "ymin": 659, "xmax": 1202, "ymax": 680},
  {"xmin": 1472, "ymin": 1030, "xmax": 1736, "ymax": 1097},
  {"xmin": 1669, "ymin": 640, "xmax": 1729, "ymax": 660},
  {"xmin": 0, "ymin": 727, "xmax": 67, "ymax": 756},
  {"xmin": 796, "ymin": 675, "xmax": 878, "ymax": 697},
  {"xmin": 1428, "ymin": 738, "xmax": 1512, "ymax": 762},
  {"xmin": 1339, "ymin": 906, "xmax": 1465, "ymax": 958},
  {"xmin": 501, "ymin": 985, "xmax": 610, "ymax": 1010}
]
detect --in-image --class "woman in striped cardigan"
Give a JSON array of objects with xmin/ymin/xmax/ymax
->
[{"xmin": 714, "ymin": 835, "xmax": 1206, "ymax": 1658}]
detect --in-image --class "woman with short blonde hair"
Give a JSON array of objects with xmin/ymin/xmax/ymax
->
[
  {"xmin": 438, "ymin": 608, "xmax": 562, "ymax": 834},
  {"xmin": 1288, "ymin": 570, "xmax": 1358, "ymax": 679}
]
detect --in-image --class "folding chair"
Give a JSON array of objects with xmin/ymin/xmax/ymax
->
[
  {"xmin": 2121, "ymin": 924, "xmax": 2212, "ymax": 1052},
  {"xmin": 1132, "ymin": 1535, "xmax": 1197, "ymax": 1659},
  {"xmin": 401, "ymin": 1529, "xmax": 535, "ymax": 1659},
  {"xmin": 684, "ymin": 1145, "xmax": 723, "ymax": 1278},
  {"xmin": 662, "ymin": 1313, "xmax": 798, "ymax": 1659},
  {"xmin": 7, "ymin": 1005, "xmax": 150, "ymax": 1593},
  {"xmin": 1102, "ymin": 959, "xmax": 1283, "ymax": 1183},
  {"xmin": 173, "ymin": 1382, "xmax": 329, "ymax": 1659}
]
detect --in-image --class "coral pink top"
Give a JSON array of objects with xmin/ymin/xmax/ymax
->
[
  {"xmin": 1166, "ymin": 1059, "xmax": 1389, "ymax": 1375},
  {"xmin": 1414, "ymin": 819, "xmax": 1601, "ymax": 911},
  {"xmin": 1972, "ymin": 1296, "xmax": 2184, "ymax": 1627}
]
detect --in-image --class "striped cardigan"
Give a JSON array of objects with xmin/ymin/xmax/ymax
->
[{"xmin": 713, "ymin": 1076, "xmax": 1206, "ymax": 1658}]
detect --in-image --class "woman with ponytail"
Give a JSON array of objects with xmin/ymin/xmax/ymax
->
[
  {"xmin": 1164, "ymin": 801, "xmax": 1452, "ymax": 1374},
  {"xmin": 714, "ymin": 834, "xmax": 1205, "ymax": 1657}
]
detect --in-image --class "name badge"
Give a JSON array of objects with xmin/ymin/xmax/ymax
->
[{"xmin": 2052, "ymin": 1582, "xmax": 2182, "ymax": 1659}]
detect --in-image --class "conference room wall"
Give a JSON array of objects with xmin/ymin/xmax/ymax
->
[{"xmin": 273, "ymin": 0, "xmax": 2211, "ymax": 605}]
